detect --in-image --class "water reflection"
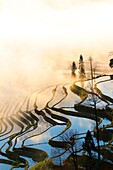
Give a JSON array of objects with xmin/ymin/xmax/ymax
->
[{"xmin": 0, "ymin": 69, "xmax": 112, "ymax": 169}]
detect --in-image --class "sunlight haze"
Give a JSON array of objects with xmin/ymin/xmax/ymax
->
[{"xmin": 0, "ymin": 0, "xmax": 113, "ymax": 101}]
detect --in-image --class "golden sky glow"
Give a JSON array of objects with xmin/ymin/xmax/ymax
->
[
  {"xmin": 0, "ymin": 0, "xmax": 113, "ymax": 50},
  {"xmin": 0, "ymin": 0, "xmax": 113, "ymax": 101}
]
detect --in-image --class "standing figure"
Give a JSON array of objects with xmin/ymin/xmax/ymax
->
[{"xmin": 71, "ymin": 61, "xmax": 77, "ymax": 77}]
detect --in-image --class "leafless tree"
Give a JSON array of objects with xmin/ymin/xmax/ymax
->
[
  {"xmin": 89, "ymin": 57, "xmax": 100, "ymax": 160},
  {"xmin": 51, "ymin": 129, "xmax": 82, "ymax": 170}
]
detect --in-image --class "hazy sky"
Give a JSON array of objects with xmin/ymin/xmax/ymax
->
[
  {"xmin": 0, "ymin": 0, "xmax": 113, "ymax": 101},
  {"xmin": 0, "ymin": 0, "xmax": 113, "ymax": 50}
]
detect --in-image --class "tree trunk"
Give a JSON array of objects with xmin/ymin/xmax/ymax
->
[{"xmin": 94, "ymin": 103, "xmax": 100, "ymax": 162}]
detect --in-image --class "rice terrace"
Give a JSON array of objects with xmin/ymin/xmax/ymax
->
[
  {"xmin": 0, "ymin": 55, "xmax": 113, "ymax": 170},
  {"xmin": 1, "ymin": 1, "xmax": 113, "ymax": 170}
]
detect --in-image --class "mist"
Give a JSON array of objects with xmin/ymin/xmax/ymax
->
[{"xmin": 0, "ymin": 0, "xmax": 113, "ymax": 103}]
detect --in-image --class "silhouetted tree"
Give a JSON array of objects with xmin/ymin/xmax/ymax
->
[
  {"xmin": 83, "ymin": 130, "xmax": 95, "ymax": 157},
  {"xmin": 71, "ymin": 61, "xmax": 77, "ymax": 77},
  {"xmin": 59, "ymin": 129, "xmax": 81, "ymax": 170},
  {"xmin": 79, "ymin": 55, "xmax": 85, "ymax": 78},
  {"xmin": 89, "ymin": 57, "xmax": 100, "ymax": 161},
  {"xmin": 51, "ymin": 129, "xmax": 81, "ymax": 170},
  {"xmin": 109, "ymin": 59, "xmax": 113, "ymax": 68},
  {"xmin": 51, "ymin": 148, "xmax": 62, "ymax": 170},
  {"xmin": 79, "ymin": 55, "xmax": 83, "ymax": 62}
]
